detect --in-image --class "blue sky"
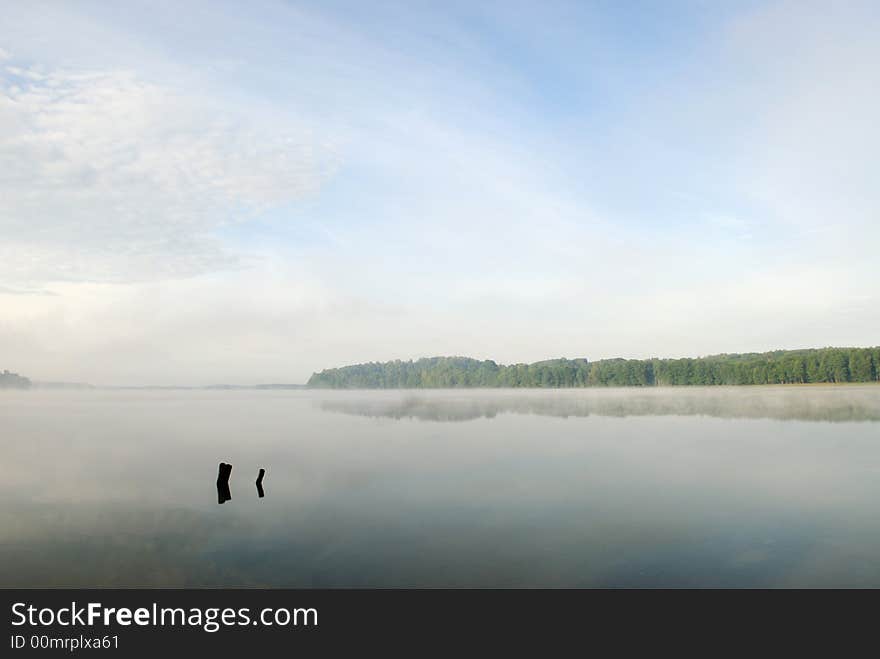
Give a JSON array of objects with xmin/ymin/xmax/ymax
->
[{"xmin": 1, "ymin": 1, "xmax": 878, "ymax": 384}]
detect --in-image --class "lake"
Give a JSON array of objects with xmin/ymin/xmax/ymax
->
[{"xmin": 2, "ymin": 385, "xmax": 880, "ymax": 587}]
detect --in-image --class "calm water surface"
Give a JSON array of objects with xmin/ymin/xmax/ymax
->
[{"xmin": 2, "ymin": 386, "xmax": 880, "ymax": 587}]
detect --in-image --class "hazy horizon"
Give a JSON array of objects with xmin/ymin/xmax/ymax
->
[
  {"xmin": 9, "ymin": 345, "xmax": 878, "ymax": 389},
  {"xmin": 3, "ymin": 1, "xmax": 878, "ymax": 386}
]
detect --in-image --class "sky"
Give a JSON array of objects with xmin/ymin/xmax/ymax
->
[{"xmin": 1, "ymin": 0, "xmax": 878, "ymax": 385}]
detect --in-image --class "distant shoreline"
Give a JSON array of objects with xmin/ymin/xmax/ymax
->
[
  {"xmin": 307, "ymin": 348, "xmax": 880, "ymax": 389},
  {"xmin": 27, "ymin": 383, "xmax": 307, "ymax": 391},
  {"xmin": 7, "ymin": 346, "xmax": 880, "ymax": 391},
  {"xmin": 5, "ymin": 381, "xmax": 880, "ymax": 392}
]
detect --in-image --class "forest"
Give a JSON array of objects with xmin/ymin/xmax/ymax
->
[
  {"xmin": 307, "ymin": 348, "xmax": 880, "ymax": 388},
  {"xmin": 0, "ymin": 370, "xmax": 31, "ymax": 389}
]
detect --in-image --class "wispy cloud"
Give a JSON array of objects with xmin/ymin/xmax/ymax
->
[
  {"xmin": 0, "ymin": 285, "xmax": 56, "ymax": 296},
  {"xmin": 0, "ymin": 59, "xmax": 335, "ymax": 283}
]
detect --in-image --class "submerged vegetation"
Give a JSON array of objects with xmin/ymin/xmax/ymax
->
[
  {"xmin": 307, "ymin": 348, "xmax": 880, "ymax": 388},
  {"xmin": 0, "ymin": 370, "xmax": 31, "ymax": 389}
]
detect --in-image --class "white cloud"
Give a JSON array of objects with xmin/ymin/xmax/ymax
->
[
  {"xmin": 0, "ymin": 61, "xmax": 334, "ymax": 283},
  {"xmin": 0, "ymin": 285, "xmax": 56, "ymax": 296}
]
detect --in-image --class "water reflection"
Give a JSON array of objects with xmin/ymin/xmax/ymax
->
[{"xmin": 318, "ymin": 385, "xmax": 880, "ymax": 423}]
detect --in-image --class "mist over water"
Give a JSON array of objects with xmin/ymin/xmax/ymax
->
[
  {"xmin": 2, "ymin": 386, "xmax": 880, "ymax": 587},
  {"xmin": 319, "ymin": 385, "xmax": 880, "ymax": 423}
]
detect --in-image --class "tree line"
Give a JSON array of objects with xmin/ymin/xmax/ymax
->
[
  {"xmin": 0, "ymin": 370, "xmax": 31, "ymax": 389},
  {"xmin": 307, "ymin": 348, "xmax": 880, "ymax": 388}
]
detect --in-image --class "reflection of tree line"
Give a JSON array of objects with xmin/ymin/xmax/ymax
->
[{"xmin": 319, "ymin": 388, "xmax": 880, "ymax": 423}]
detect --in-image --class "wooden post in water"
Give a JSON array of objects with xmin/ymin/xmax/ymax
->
[
  {"xmin": 256, "ymin": 468, "xmax": 266, "ymax": 498},
  {"xmin": 217, "ymin": 462, "xmax": 232, "ymax": 504}
]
